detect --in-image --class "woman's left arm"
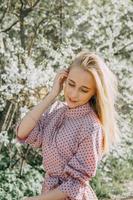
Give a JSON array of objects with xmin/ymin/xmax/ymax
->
[{"xmin": 23, "ymin": 188, "xmax": 68, "ymax": 200}]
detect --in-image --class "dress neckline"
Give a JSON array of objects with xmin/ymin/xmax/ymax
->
[{"xmin": 62, "ymin": 101, "xmax": 92, "ymax": 118}]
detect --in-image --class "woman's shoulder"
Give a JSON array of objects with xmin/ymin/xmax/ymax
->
[
  {"xmin": 82, "ymin": 108, "xmax": 102, "ymax": 134},
  {"xmin": 82, "ymin": 108, "xmax": 101, "ymax": 128}
]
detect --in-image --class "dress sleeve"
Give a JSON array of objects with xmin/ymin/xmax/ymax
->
[
  {"xmin": 57, "ymin": 123, "xmax": 103, "ymax": 200},
  {"xmin": 15, "ymin": 100, "xmax": 58, "ymax": 148}
]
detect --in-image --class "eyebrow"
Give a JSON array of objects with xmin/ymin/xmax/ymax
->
[{"xmin": 68, "ymin": 78, "xmax": 91, "ymax": 90}]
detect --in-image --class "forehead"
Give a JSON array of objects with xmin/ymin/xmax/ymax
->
[{"xmin": 68, "ymin": 67, "xmax": 95, "ymax": 87}]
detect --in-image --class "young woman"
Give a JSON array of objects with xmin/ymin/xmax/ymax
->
[{"xmin": 16, "ymin": 50, "xmax": 119, "ymax": 200}]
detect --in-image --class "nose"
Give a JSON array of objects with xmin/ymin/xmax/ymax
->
[{"xmin": 70, "ymin": 90, "xmax": 78, "ymax": 101}]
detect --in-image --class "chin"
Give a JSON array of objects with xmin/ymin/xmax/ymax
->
[{"xmin": 65, "ymin": 96, "xmax": 80, "ymax": 108}]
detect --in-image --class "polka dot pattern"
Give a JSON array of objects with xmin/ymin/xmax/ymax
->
[{"xmin": 15, "ymin": 100, "xmax": 103, "ymax": 200}]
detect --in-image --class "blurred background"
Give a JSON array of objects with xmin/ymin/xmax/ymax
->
[{"xmin": 0, "ymin": 0, "xmax": 133, "ymax": 199}]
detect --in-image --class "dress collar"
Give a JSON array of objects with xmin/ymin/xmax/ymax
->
[{"xmin": 63, "ymin": 101, "xmax": 92, "ymax": 118}]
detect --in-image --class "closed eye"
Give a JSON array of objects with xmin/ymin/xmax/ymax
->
[
  {"xmin": 68, "ymin": 83, "xmax": 74, "ymax": 87},
  {"xmin": 68, "ymin": 83, "xmax": 88, "ymax": 93}
]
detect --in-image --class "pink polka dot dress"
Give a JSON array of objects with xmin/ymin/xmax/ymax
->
[{"xmin": 16, "ymin": 100, "xmax": 104, "ymax": 200}]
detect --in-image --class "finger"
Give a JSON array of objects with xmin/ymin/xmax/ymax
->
[
  {"xmin": 59, "ymin": 73, "xmax": 68, "ymax": 79},
  {"xmin": 59, "ymin": 75, "xmax": 68, "ymax": 82},
  {"xmin": 59, "ymin": 72, "xmax": 68, "ymax": 77},
  {"xmin": 56, "ymin": 72, "xmax": 68, "ymax": 79},
  {"xmin": 60, "ymin": 69, "xmax": 69, "ymax": 74}
]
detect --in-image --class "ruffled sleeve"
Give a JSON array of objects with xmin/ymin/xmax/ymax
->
[
  {"xmin": 15, "ymin": 100, "xmax": 58, "ymax": 148},
  {"xmin": 57, "ymin": 122, "xmax": 103, "ymax": 200}
]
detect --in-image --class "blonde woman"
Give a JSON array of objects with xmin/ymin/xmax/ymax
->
[{"xmin": 16, "ymin": 50, "xmax": 120, "ymax": 200}]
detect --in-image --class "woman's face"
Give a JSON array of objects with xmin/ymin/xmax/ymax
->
[{"xmin": 63, "ymin": 66, "xmax": 96, "ymax": 108}]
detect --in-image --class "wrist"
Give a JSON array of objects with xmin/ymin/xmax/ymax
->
[
  {"xmin": 36, "ymin": 194, "xmax": 46, "ymax": 200},
  {"xmin": 48, "ymin": 91, "xmax": 58, "ymax": 99}
]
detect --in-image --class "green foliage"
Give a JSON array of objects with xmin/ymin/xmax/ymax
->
[
  {"xmin": 0, "ymin": 140, "xmax": 44, "ymax": 199},
  {"xmin": 0, "ymin": 167, "xmax": 44, "ymax": 199},
  {"xmin": 91, "ymin": 154, "xmax": 133, "ymax": 199}
]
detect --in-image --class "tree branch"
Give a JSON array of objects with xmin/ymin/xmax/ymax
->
[
  {"xmin": 0, "ymin": 0, "xmax": 11, "ymax": 24},
  {"xmin": 32, "ymin": 0, "xmax": 40, "ymax": 8},
  {"xmin": 114, "ymin": 41, "xmax": 133, "ymax": 55},
  {"xmin": 19, "ymin": 0, "xmax": 40, "ymax": 49},
  {"xmin": 19, "ymin": 0, "xmax": 40, "ymax": 19},
  {"xmin": 1, "ymin": 20, "xmax": 19, "ymax": 33},
  {"xmin": 27, "ymin": 18, "xmax": 47, "ymax": 55}
]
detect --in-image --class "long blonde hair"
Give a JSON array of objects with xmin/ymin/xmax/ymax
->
[{"xmin": 68, "ymin": 50, "xmax": 120, "ymax": 154}]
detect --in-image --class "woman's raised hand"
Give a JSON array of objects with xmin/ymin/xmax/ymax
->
[{"xmin": 50, "ymin": 68, "xmax": 69, "ymax": 97}]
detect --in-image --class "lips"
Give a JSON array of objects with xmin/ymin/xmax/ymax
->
[{"xmin": 68, "ymin": 97, "xmax": 77, "ymax": 103}]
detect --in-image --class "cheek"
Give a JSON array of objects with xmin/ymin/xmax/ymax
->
[
  {"xmin": 81, "ymin": 92, "xmax": 92, "ymax": 101},
  {"xmin": 63, "ymin": 84, "xmax": 68, "ymax": 96},
  {"xmin": 63, "ymin": 84, "xmax": 72, "ymax": 97},
  {"xmin": 81, "ymin": 94, "xmax": 89, "ymax": 100}
]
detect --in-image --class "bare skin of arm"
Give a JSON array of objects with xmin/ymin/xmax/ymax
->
[
  {"xmin": 23, "ymin": 188, "xmax": 68, "ymax": 200},
  {"xmin": 19, "ymin": 69, "xmax": 69, "ymax": 200},
  {"xmin": 17, "ymin": 68, "xmax": 69, "ymax": 140},
  {"xmin": 17, "ymin": 92, "xmax": 56, "ymax": 139}
]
